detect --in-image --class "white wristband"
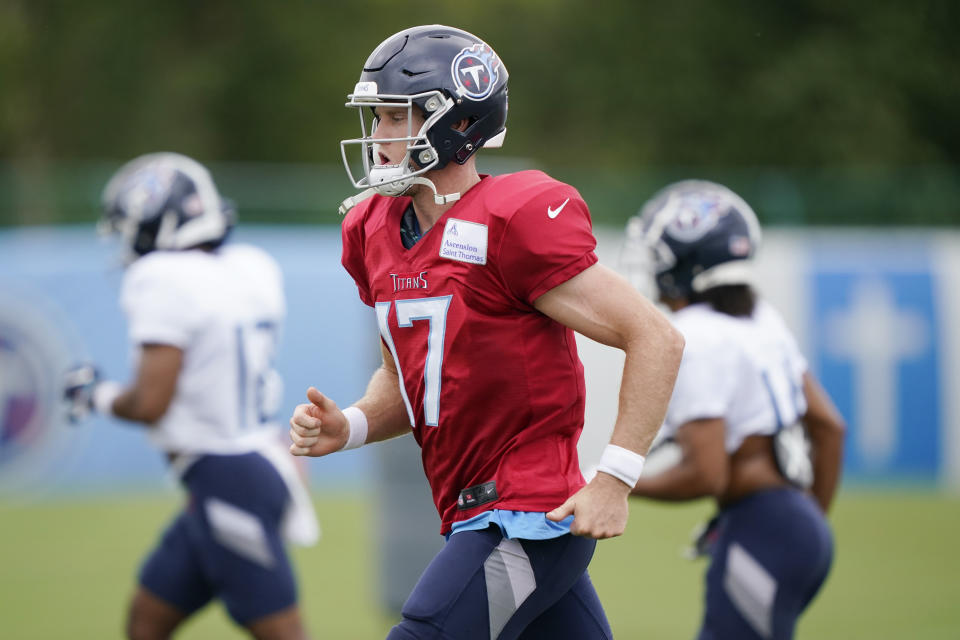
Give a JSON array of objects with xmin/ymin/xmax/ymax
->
[
  {"xmin": 596, "ymin": 444, "xmax": 646, "ymax": 488},
  {"xmin": 341, "ymin": 406, "xmax": 368, "ymax": 451},
  {"xmin": 92, "ymin": 381, "xmax": 123, "ymax": 416}
]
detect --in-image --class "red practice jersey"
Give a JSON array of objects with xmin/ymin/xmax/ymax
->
[{"xmin": 341, "ymin": 171, "xmax": 598, "ymax": 534}]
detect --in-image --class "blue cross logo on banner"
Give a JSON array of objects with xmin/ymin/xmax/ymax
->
[{"xmin": 811, "ymin": 242, "xmax": 941, "ymax": 483}]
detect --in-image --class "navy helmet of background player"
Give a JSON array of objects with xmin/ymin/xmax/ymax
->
[
  {"xmin": 623, "ymin": 179, "xmax": 761, "ymax": 301},
  {"xmin": 337, "ymin": 23, "xmax": 508, "ymax": 213},
  {"xmin": 292, "ymin": 24, "xmax": 684, "ymax": 640},
  {"xmin": 100, "ymin": 151, "xmax": 236, "ymax": 263},
  {"xmin": 625, "ymin": 180, "xmax": 846, "ymax": 640},
  {"xmin": 64, "ymin": 152, "xmax": 318, "ymax": 640}
]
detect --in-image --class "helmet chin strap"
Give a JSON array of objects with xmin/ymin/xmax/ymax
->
[
  {"xmin": 338, "ymin": 188, "xmax": 376, "ymax": 215},
  {"xmin": 411, "ymin": 176, "xmax": 461, "ymax": 206},
  {"xmin": 338, "ymin": 176, "xmax": 460, "ymax": 215}
]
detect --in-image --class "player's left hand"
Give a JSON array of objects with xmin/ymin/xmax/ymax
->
[
  {"xmin": 547, "ymin": 472, "xmax": 631, "ymax": 539},
  {"xmin": 63, "ymin": 364, "xmax": 100, "ymax": 424}
]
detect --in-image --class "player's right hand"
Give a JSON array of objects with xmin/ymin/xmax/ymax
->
[
  {"xmin": 63, "ymin": 364, "xmax": 100, "ymax": 424},
  {"xmin": 547, "ymin": 471, "xmax": 631, "ymax": 539},
  {"xmin": 289, "ymin": 387, "xmax": 349, "ymax": 457}
]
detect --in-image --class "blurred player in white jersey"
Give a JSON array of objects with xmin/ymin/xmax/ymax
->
[
  {"xmin": 623, "ymin": 180, "xmax": 846, "ymax": 640},
  {"xmin": 64, "ymin": 152, "xmax": 318, "ymax": 640}
]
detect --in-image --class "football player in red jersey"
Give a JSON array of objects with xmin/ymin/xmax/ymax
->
[{"xmin": 290, "ymin": 25, "xmax": 684, "ymax": 639}]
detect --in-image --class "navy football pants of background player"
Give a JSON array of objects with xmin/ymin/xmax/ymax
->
[
  {"xmin": 700, "ymin": 488, "xmax": 833, "ymax": 640},
  {"xmin": 139, "ymin": 452, "xmax": 299, "ymax": 626},
  {"xmin": 387, "ymin": 525, "xmax": 613, "ymax": 640}
]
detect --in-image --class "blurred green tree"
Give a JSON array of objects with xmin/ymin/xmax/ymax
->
[{"xmin": 0, "ymin": 0, "xmax": 957, "ymax": 225}]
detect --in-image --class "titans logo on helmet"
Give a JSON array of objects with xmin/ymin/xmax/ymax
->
[
  {"xmin": 664, "ymin": 192, "xmax": 725, "ymax": 243},
  {"xmin": 451, "ymin": 43, "xmax": 500, "ymax": 101},
  {"xmin": 119, "ymin": 167, "xmax": 176, "ymax": 220}
]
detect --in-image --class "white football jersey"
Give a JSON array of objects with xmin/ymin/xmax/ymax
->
[
  {"xmin": 662, "ymin": 300, "xmax": 809, "ymax": 452},
  {"xmin": 120, "ymin": 244, "xmax": 286, "ymax": 455}
]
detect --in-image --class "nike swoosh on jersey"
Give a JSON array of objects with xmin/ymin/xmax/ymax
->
[{"xmin": 547, "ymin": 198, "xmax": 571, "ymax": 219}]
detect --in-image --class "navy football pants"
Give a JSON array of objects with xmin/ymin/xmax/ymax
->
[
  {"xmin": 699, "ymin": 488, "xmax": 833, "ymax": 640},
  {"xmin": 138, "ymin": 452, "xmax": 298, "ymax": 625},
  {"xmin": 387, "ymin": 525, "xmax": 612, "ymax": 640}
]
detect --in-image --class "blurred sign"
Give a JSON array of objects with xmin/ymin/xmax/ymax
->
[
  {"xmin": 3, "ymin": 226, "xmax": 959, "ymax": 494},
  {"xmin": 0, "ymin": 226, "xmax": 378, "ymax": 496},
  {"xmin": 815, "ymin": 261, "xmax": 940, "ymax": 481},
  {"xmin": 583, "ymin": 228, "xmax": 960, "ymax": 490},
  {"xmin": 0, "ymin": 285, "xmax": 91, "ymax": 494}
]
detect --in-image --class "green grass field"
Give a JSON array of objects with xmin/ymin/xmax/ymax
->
[{"xmin": 2, "ymin": 490, "xmax": 958, "ymax": 639}]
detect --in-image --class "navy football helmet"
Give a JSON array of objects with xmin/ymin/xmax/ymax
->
[
  {"xmin": 623, "ymin": 180, "xmax": 762, "ymax": 300},
  {"xmin": 339, "ymin": 25, "xmax": 508, "ymax": 211},
  {"xmin": 100, "ymin": 152, "xmax": 235, "ymax": 262}
]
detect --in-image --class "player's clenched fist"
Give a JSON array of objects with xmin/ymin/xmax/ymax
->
[{"xmin": 289, "ymin": 387, "xmax": 349, "ymax": 457}]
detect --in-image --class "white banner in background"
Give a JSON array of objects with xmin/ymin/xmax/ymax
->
[
  {"xmin": 579, "ymin": 227, "xmax": 960, "ymax": 490},
  {"xmin": 2, "ymin": 226, "xmax": 958, "ymax": 492}
]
